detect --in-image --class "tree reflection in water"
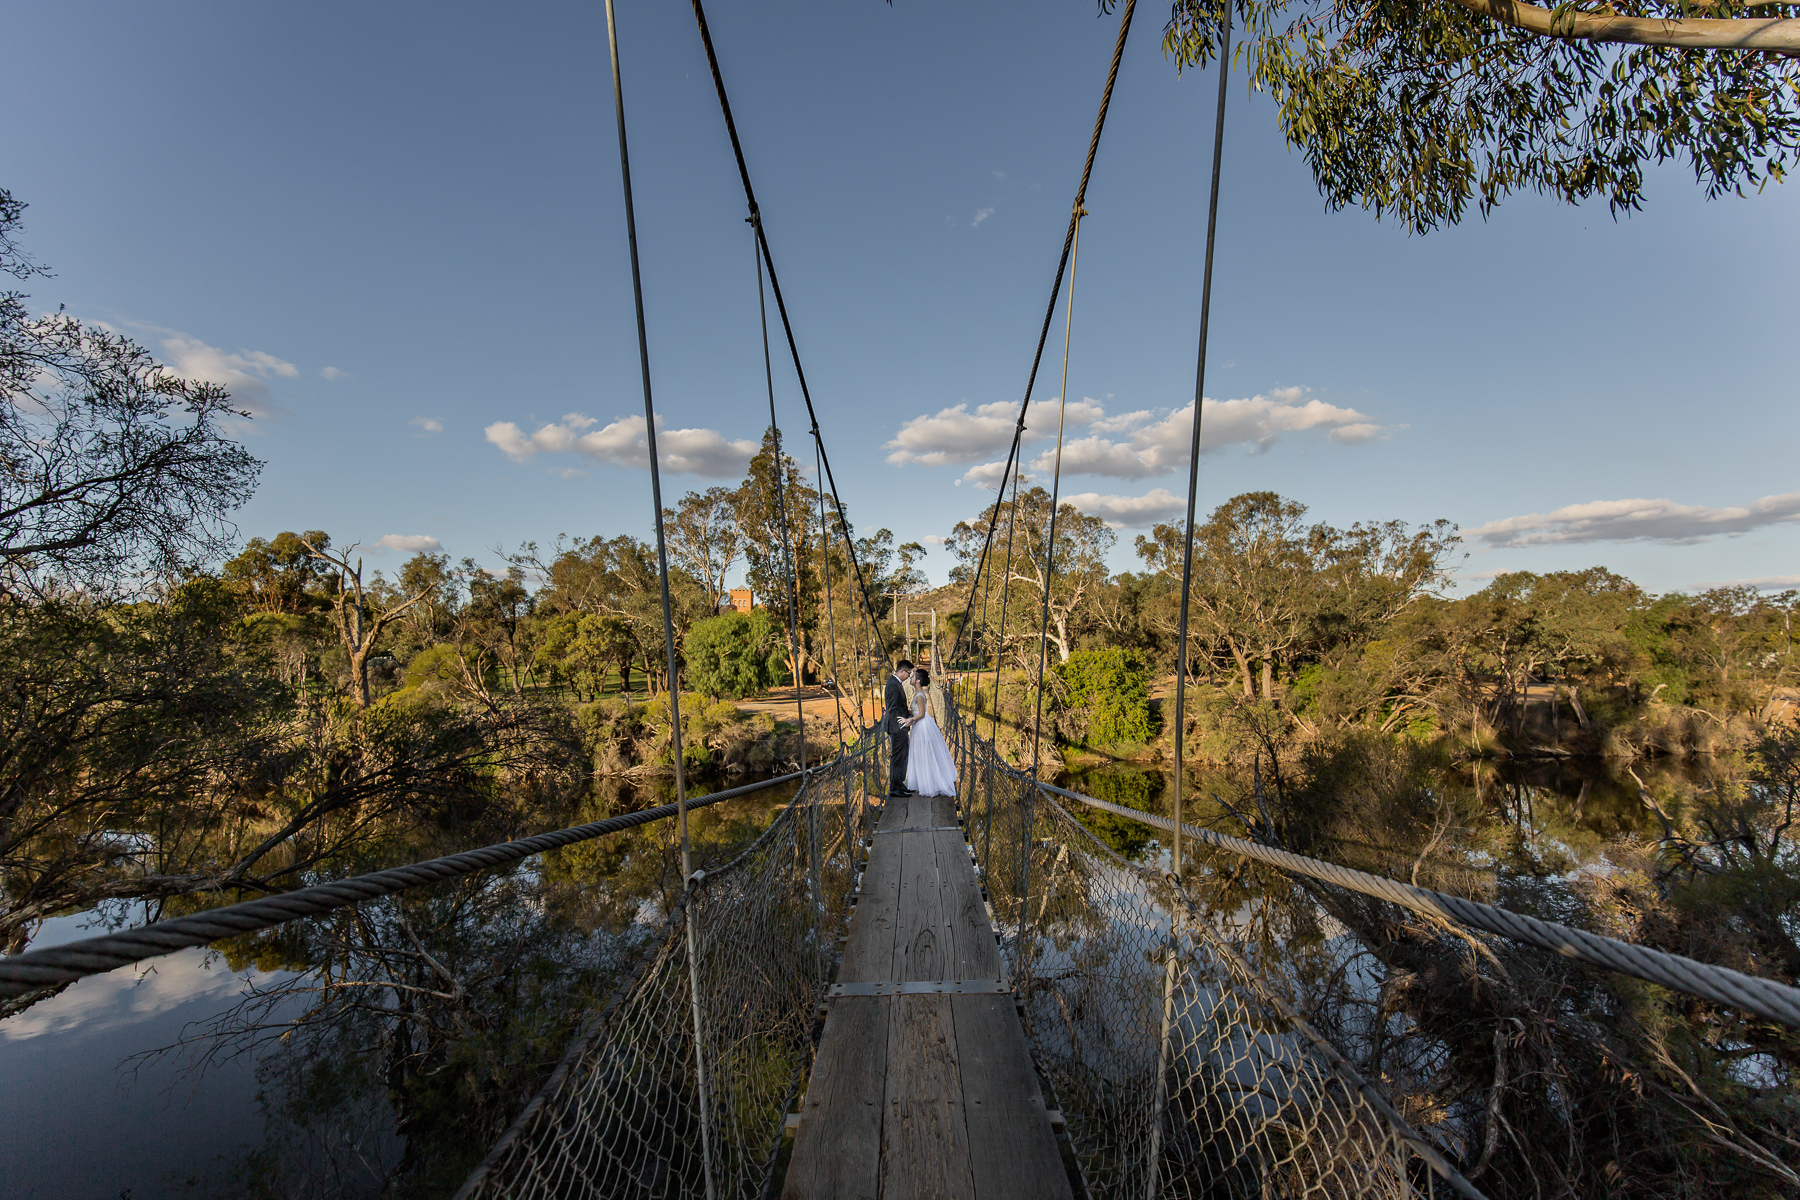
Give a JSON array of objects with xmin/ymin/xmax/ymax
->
[{"xmin": 116, "ymin": 773, "xmax": 802, "ymax": 1200}]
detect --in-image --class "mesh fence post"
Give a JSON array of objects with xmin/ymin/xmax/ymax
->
[
  {"xmin": 1145, "ymin": 928, "xmax": 1181, "ymax": 1200},
  {"xmin": 682, "ymin": 883, "xmax": 719, "ymax": 1200}
]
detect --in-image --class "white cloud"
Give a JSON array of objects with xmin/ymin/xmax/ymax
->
[
  {"xmin": 0, "ymin": 946, "xmax": 266, "ymax": 1043},
  {"xmin": 485, "ymin": 413, "xmax": 756, "ymax": 480},
  {"xmin": 1065, "ymin": 488, "xmax": 1185, "ymax": 529},
  {"xmin": 410, "ymin": 416, "xmax": 445, "ymax": 435},
  {"xmin": 1692, "ymin": 574, "xmax": 1800, "ymax": 592},
  {"xmin": 972, "ymin": 207, "xmax": 995, "ymax": 227},
  {"xmin": 893, "ymin": 389, "xmax": 1379, "ymax": 479},
  {"xmin": 241, "ymin": 350, "xmax": 299, "ymax": 378},
  {"xmin": 921, "ymin": 534, "xmax": 948, "ymax": 546},
  {"xmin": 886, "ymin": 397, "xmax": 1105, "ymax": 467},
  {"xmin": 376, "ymin": 534, "xmax": 443, "ymax": 553},
  {"xmin": 960, "ymin": 460, "xmax": 1030, "ymax": 488},
  {"xmin": 1472, "ymin": 492, "xmax": 1800, "ymax": 548},
  {"xmin": 320, "ymin": 366, "xmax": 347, "ymax": 381},
  {"xmin": 153, "ymin": 332, "xmax": 298, "ymax": 419},
  {"xmin": 1032, "ymin": 389, "xmax": 1381, "ymax": 480}
]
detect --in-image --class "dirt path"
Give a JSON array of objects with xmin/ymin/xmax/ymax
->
[{"xmin": 734, "ymin": 685, "xmax": 874, "ymax": 732}]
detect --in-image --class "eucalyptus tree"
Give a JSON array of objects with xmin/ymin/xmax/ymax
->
[
  {"xmin": 948, "ymin": 486, "xmax": 1115, "ymax": 667},
  {"xmin": 1157, "ymin": 0, "xmax": 1799, "ymax": 232},
  {"xmin": 0, "ymin": 190, "xmax": 260, "ymax": 594},
  {"xmin": 664, "ymin": 485, "xmax": 741, "ymax": 614},
  {"xmin": 301, "ymin": 538, "xmax": 438, "ymax": 708}
]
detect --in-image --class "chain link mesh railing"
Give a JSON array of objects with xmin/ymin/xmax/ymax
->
[
  {"xmin": 454, "ymin": 735, "xmax": 882, "ymax": 1200},
  {"xmin": 944, "ymin": 696, "xmax": 1484, "ymax": 1200}
]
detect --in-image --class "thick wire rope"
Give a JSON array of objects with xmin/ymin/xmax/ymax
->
[
  {"xmin": 939, "ymin": 0, "xmax": 1139, "ymax": 669},
  {"xmin": 968, "ymin": 742, "xmax": 1800, "ymax": 1029},
  {"xmin": 751, "ymin": 216, "xmax": 808, "ymax": 774},
  {"xmin": 1170, "ymin": 3, "xmax": 1234, "ymax": 882},
  {"xmin": 0, "ymin": 764, "xmax": 826, "ymax": 999},
  {"xmin": 687, "ymin": 0, "xmax": 884, "ymax": 642}
]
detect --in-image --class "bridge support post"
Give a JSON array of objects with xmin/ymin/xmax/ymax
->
[
  {"xmin": 681, "ymin": 886, "xmax": 719, "ymax": 1200},
  {"xmin": 1145, "ymin": 930, "xmax": 1180, "ymax": 1200}
]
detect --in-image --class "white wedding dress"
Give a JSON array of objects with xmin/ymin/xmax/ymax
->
[{"xmin": 904, "ymin": 687, "xmax": 958, "ymax": 798}]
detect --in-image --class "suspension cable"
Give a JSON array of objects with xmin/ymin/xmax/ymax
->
[
  {"xmin": 1170, "ymin": 3, "xmax": 1234, "ymax": 883},
  {"xmin": 604, "ymin": 0, "xmax": 693, "ymax": 882},
  {"xmin": 0, "ymin": 762, "xmax": 832, "ymax": 1000},
  {"xmin": 941, "ymin": 0, "xmax": 1139, "ymax": 667},
  {"xmin": 751, "ymin": 216, "xmax": 808, "ymax": 772},
  {"xmin": 1028, "ymin": 208, "xmax": 1087, "ymax": 785},
  {"xmin": 687, "ymin": 0, "xmax": 884, "ymax": 641},
  {"xmin": 988, "ymin": 468, "xmax": 1024, "ymax": 749},
  {"xmin": 816, "ymin": 436, "xmax": 847, "ymax": 746}
]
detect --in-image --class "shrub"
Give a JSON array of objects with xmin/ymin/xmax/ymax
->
[
  {"xmin": 1056, "ymin": 648, "xmax": 1155, "ymax": 747},
  {"xmin": 682, "ymin": 610, "xmax": 783, "ymax": 700}
]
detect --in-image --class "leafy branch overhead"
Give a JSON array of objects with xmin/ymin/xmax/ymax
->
[{"xmin": 1154, "ymin": 0, "xmax": 1799, "ymax": 230}]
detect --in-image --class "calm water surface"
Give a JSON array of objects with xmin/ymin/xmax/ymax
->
[{"xmin": 0, "ymin": 771, "xmax": 805, "ymax": 1200}]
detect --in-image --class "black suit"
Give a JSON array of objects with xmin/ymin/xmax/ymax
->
[{"xmin": 883, "ymin": 673, "xmax": 911, "ymax": 792}]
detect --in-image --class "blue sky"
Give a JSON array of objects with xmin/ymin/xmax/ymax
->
[{"xmin": 3, "ymin": 0, "xmax": 1795, "ymax": 595}]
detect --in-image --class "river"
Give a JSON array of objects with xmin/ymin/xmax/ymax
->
[{"xmin": 0, "ymin": 770, "xmax": 808, "ymax": 1200}]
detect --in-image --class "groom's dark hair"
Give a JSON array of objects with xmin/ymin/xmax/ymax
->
[{"xmin": 895, "ymin": 659, "xmax": 914, "ymax": 672}]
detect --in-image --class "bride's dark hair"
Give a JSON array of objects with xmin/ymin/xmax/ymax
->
[{"xmin": 913, "ymin": 668, "xmax": 930, "ymax": 687}]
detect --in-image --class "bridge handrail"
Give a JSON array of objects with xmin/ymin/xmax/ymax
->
[
  {"xmin": 0, "ymin": 750, "xmax": 862, "ymax": 1001},
  {"xmin": 973, "ymin": 725, "xmax": 1800, "ymax": 1028}
]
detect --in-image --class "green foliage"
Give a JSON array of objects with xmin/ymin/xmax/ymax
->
[
  {"xmin": 1161, "ymin": 0, "xmax": 1800, "ymax": 234},
  {"xmin": 683, "ymin": 609, "xmax": 783, "ymax": 700},
  {"xmin": 401, "ymin": 642, "xmax": 479, "ymax": 691},
  {"xmin": 1056, "ymin": 647, "xmax": 1155, "ymax": 748},
  {"xmin": 1068, "ymin": 767, "xmax": 1162, "ymax": 860}
]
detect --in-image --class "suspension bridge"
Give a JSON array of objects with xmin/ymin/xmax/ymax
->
[{"xmin": 5, "ymin": 0, "xmax": 1799, "ymax": 1195}]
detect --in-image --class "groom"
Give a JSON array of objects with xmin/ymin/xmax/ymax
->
[{"xmin": 883, "ymin": 659, "xmax": 915, "ymax": 798}]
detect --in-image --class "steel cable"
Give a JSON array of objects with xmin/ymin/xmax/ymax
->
[
  {"xmin": 0, "ymin": 764, "xmax": 824, "ymax": 1000},
  {"xmin": 687, "ymin": 0, "xmax": 884, "ymax": 639},
  {"xmin": 996, "ymin": 758, "xmax": 1800, "ymax": 1028},
  {"xmin": 942, "ymin": 0, "xmax": 1139, "ymax": 669}
]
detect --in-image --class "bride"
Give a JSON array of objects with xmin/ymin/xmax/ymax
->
[{"xmin": 902, "ymin": 668, "xmax": 959, "ymax": 798}]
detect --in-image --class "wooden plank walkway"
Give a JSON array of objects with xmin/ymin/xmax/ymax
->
[{"xmin": 783, "ymin": 791, "xmax": 1072, "ymax": 1200}]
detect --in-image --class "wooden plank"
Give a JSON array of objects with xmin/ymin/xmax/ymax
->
[
  {"xmin": 883, "ymin": 993, "xmax": 976, "ymax": 1200},
  {"xmin": 781, "ymin": 995, "xmax": 888, "ymax": 1200},
  {"xmin": 890, "ymin": 799, "xmax": 950, "ymax": 984},
  {"xmin": 953, "ymin": 994, "xmax": 1073, "ymax": 1200},
  {"xmin": 839, "ymin": 803, "xmax": 904, "ymax": 984},
  {"xmin": 788, "ymin": 782, "xmax": 1067, "ymax": 1200},
  {"xmin": 935, "ymin": 827, "xmax": 1001, "ymax": 982}
]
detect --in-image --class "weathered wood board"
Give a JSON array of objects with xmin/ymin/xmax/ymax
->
[{"xmin": 783, "ymin": 793, "xmax": 1070, "ymax": 1200}]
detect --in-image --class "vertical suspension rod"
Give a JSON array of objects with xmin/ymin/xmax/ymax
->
[
  {"xmin": 601, "ymin": 4, "xmax": 713, "ymax": 1198},
  {"xmin": 938, "ymin": 0, "xmax": 1139, "ymax": 668},
  {"xmin": 1170, "ymin": 5, "xmax": 1233, "ymax": 887}
]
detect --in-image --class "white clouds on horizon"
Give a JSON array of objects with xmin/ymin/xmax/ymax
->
[
  {"xmin": 1064, "ymin": 488, "xmax": 1185, "ymax": 529},
  {"xmin": 1692, "ymin": 574, "xmax": 1800, "ymax": 592},
  {"xmin": 1472, "ymin": 491, "xmax": 1800, "ymax": 548},
  {"xmin": 922, "ymin": 388, "xmax": 1385, "ymax": 484},
  {"xmin": 485, "ymin": 412, "xmax": 757, "ymax": 480},
  {"xmin": 376, "ymin": 534, "xmax": 443, "ymax": 553},
  {"xmin": 884, "ymin": 398, "xmax": 1104, "ymax": 468}
]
